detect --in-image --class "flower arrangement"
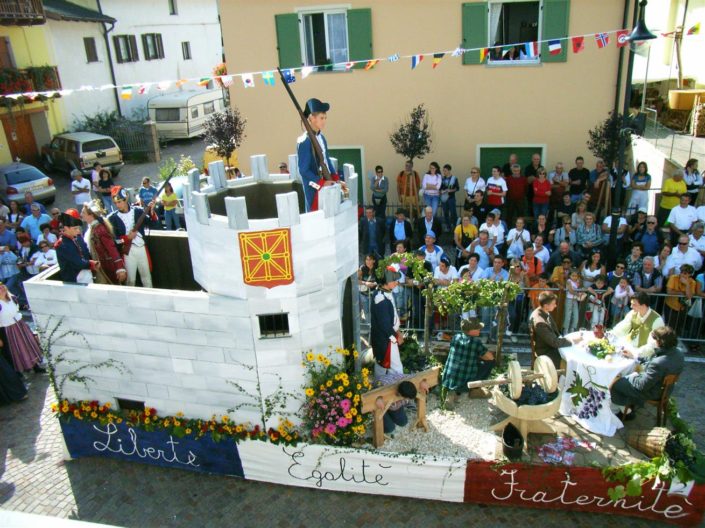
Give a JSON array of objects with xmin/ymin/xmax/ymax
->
[
  {"xmin": 301, "ymin": 347, "xmax": 371, "ymax": 446},
  {"xmin": 587, "ymin": 339, "xmax": 615, "ymax": 360},
  {"xmin": 52, "ymin": 400, "xmax": 300, "ymax": 446}
]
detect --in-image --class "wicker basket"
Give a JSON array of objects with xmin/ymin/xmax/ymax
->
[{"xmin": 626, "ymin": 427, "xmax": 671, "ymax": 458}]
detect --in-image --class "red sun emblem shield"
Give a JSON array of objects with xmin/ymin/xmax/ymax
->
[{"xmin": 238, "ymin": 228, "xmax": 294, "ymax": 288}]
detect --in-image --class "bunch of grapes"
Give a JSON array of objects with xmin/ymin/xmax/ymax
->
[
  {"xmin": 577, "ymin": 387, "xmax": 605, "ymax": 419},
  {"xmin": 665, "ymin": 434, "xmax": 696, "ymax": 467},
  {"xmin": 516, "ymin": 383, "xmax": 550, "ymax": 406}
]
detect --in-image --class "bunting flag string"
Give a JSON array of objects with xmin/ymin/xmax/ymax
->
[{"xmin": 2, "ymin": 26, "xmax": 702, "ymax": 101}]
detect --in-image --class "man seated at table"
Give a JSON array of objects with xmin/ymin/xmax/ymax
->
[
  {"xmin": 529, "ymin": 291, "xmax": 579, "ymax": 369},
  {"xmin": 610, "ymin": 326, "xmax": 684, "ymax": 422},
  {"xmin": 442, "ymin": 318, "xmax": 495, "ymax": 409},
  {"xmin": 611, "ymin": 292, "xmax": 665, "ymax": 359}
]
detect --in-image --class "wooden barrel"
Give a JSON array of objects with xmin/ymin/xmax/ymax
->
[{"xmin": 626, "ymin": 427, "xmax": 671, "ymax": 458}]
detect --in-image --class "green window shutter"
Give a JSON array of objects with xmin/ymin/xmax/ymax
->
[
  {"xmin": 541, "ymin": 0, "xmax": 570, "ymax": 63},
  {"xmin": 347, "ymin": 8, "xmax": 372, "ymax": 69},
  {"xmin": 275, "ymin": 13, "xmax": 301, "ymax": 69},
  {"xmin": 462, "ymin": 2, "xmax": 488, "ymax": 65}
]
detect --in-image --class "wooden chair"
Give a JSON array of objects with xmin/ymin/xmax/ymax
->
[{"xmin": 646, "ymin": 374, "xmax": 679, "ymax": 426}]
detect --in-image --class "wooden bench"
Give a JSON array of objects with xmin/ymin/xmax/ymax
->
[{"xmin": 361, "ymin": 366, "xmax": 441, "ymax": 448}]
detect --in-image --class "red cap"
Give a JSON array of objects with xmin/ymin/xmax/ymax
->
[{"xmin": 64, "ymin": 208, "xmax": 81, "ymax": 220}]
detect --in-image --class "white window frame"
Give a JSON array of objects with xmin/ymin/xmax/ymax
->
[
  {"xmin": 487, "ymin": 0, "xmax": 543, "ymax": 67},
  {"xmin": 296, "ymin": 4, "xmax": 351, "ymax": 70}
]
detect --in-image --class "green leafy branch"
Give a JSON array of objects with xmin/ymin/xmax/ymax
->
[
  {"xmin": 36, "ymin": 316, "xmax": 128, "ymax": 402},
  {"xmin": 430, "ymin": 280, "xmax": 522, "ymax": 317}
]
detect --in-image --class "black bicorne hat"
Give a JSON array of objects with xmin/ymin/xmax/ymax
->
[{"xmin": 303, "ymin": 98, "xmax": 330, "ymax": 117}]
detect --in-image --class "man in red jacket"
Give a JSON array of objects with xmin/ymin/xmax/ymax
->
[{"xmin": 505, "ymin": 164, "xmax": 528, "ymax": 225}]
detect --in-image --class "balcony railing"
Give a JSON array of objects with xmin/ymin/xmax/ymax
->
[
  {"xmin": 0, "ymin": 66, "xmax": 62, "ymax": 97},
  {"xmin": 0, "ymin": 0, "xmax": 45, "ymax": 25}
]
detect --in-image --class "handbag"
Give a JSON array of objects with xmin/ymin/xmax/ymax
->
[{"xmin": 688, "ymin": 298, "xmax": 703, "ymax": 318}]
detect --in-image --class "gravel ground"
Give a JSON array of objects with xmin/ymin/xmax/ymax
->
[{"xmin": 380, "ymin": 392, "xmax": 499, "ymax": 460}]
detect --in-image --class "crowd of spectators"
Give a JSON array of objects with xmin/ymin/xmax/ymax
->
[{"xmin": 359, "ymin": 154, "xmax": 704, "ymax": 347}]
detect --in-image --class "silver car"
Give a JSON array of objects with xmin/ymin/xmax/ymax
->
[{"xmin": 0, "ymin": 162, "xmax": 56, "ymax": 206}]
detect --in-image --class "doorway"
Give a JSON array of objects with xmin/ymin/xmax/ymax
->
[
  {"xmin": 477, "ymin": 145, "xmax": 545, "ymax": 178},
  {"xmin": 328, "ymin": 147, "xmax": 363, "ymax": 205},
  {"xmin": 2, "ymin": 113, "xmax": 39, "ymax": 164}
]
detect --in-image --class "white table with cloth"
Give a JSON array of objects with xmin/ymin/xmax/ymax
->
[{"xmin": 558, "ymin": 332, "xmax": 637, "ymax": 436}]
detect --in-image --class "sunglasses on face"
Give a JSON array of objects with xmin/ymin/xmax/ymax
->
[
  {"xmin": 647, "ymin": 221, "xmax": 656, "ymax": 224},
  {"xmin": 679, "ymin": 242, "xmax": 689, "ymax": 245}
]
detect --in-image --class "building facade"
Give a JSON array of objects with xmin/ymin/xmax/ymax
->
[{"xmin": 220, "ymin": 0, "xmax": 630, "ymax": 202}]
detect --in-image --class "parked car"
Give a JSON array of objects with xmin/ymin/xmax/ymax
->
[
  {"xmin": 0, "ymin": 162, "xmax": 56, "ymax": 206},
  {"xmin": 41, "ymin": 132, "xmax": 124, "ymax": 177}
]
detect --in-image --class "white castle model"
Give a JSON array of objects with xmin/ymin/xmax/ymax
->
[{"xmin": 24, "ymin": 155, "xmax": 360, "ymax": 428}]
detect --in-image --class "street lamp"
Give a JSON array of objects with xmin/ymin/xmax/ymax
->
[{"xmin": 608, "ymin": 0, "xmax": 657, "ymax": 265}]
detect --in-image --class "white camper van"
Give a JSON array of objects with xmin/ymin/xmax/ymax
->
[{"xmin": 148, "ymin": 90, "xmax": 226, "ymax": 140}]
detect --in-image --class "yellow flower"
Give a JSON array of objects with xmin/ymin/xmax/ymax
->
[
  {"xmin": 163, "ymin": 419, "xmax": 170, "ymax": 427},
  {"xmin": 323, "ymin": 358, "xmax": 331, "ymax": 366},
  {"xmin": 361, "ymin": 368, "xmax": 369, "ymax": 376},
  {"xmin": 306, "ymin": 352, "xmax": 315, "ymax": 362},
  {"xmin": 90, "ymin": 412, "xmax": 98, "ymax": 419},
  {"xmin": 357, "ymin": 416, "xmax": 362, "ymax": 423},
  {"xmin": 185, "ymin": 428, "xmax": 192, "ymax": 435},
  {"xmin": 117, "ymin": 418, "xmax": 123, "ymax": 424},
  {"xmin": 351, "ymin": 408, "xmax": 358, "ymax": 416},
  {"xmin": 356, "ymin": 384, "xmax": 362, "ymax": 390},
  {"xmin": 235, "ymin": 425, "xmax": 243, "ymax": 433},
  {"xmin": 353, "ymin": 351, "xmax": 359, "ymax": 359},
  {"xmin": 286, "ymin": 435, "xmax": 292, "ymax": 442},
  {"xmin": 222, "ymin": 415, "xmax": 229, "ymax": 423},
  {"xmin": 51, "ymin": 403, "xmax": 58, "ymax": 412},
  {"xmin": 337, "ymin": 386, "xmax": 343, "ymax": 393},
  {"xmin": 305, "ymin": 388, "xmax": 315, "ymax": 397},
  {"xmin": 73, "ymin": 410, "xmax": 80, "ymax": 418},
  {"xmin": 326, "ymin": 380, "xmax": 333, "ymax": 387},
  {"xmin": 320, "ymin": 384, "xmax": 325, "ymax": 390},
  {"xmin": 343, "ymin": 380, "xmax": 349, "ymax": 386},
  {"xmin": 104, "ymin": 402, "xmax": 111, "ymax": 409},
  {"xmin": 316, "ymin": 354, "xmax": 325, "ymax": 363},
  {"xmin": 174, "ymin": 420, "xmax": 181, "ymax": 427},
  {"xmin": 346, "ymin": 392, "xmax": 352, "ymax": 398},
  {"xmin": 344, "ymin": 412, "xmax": 352, "ymax": 419},
  {"xmin": 175, "ymin": 412, "xmax": 184, "ymax": 417},
  {"xmin": 145, "ymin": 417, "xmax": 151, "ymax": 424}
]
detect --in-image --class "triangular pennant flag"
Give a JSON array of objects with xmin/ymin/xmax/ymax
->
[
  {"xmin": 523, "ymin": 42, "xmax": 539, "ymax": 58},
  {"xmin": 78, "ymin": 85, "xmax": 94, "ymax": 92},
  {"xmin": 157, "ymin": 81, "xmax": 171, "ymax": 91},
  {"xmin": 480, "ymin": 48, "xmax": 489, "ymax": 63},
  {"xmin": 175, "ymin": 79, "xmax": 187, "ymax": 88},
  {"xmin": 595, "ymin": 32, "xmax": 610, "ymax": 49},
  {"xmin": 242, "ymin": 73, "xmax": 255, "ymax": 88},
  {"xmin": 572, "ymin": 36, "xmax": 585, "ymax": 53},
  {"xmin": 501, "ymin": 45, "xmax": 513, "ymax": 58},
  {"xmin": 432, "ymin": 53, "xmax": 445, "ymax": 69},
  {"xmin": 262, "ymin": 71, "xmax": 275, "ymax": 86},
  {"xmin": 137, "ymin": 84, "xmax": 148, "ymax": 95},
  {"xmin": 364, "ymin": 59, "xmax": 379, "ymax": 70},
  {"xmin": 345, "ymin": 62, "xmax": 355, "ymax": 70},
  {"xmin": 58, "ymin": 89, "xmax": 73, "ymax": 97},
  {"xmin": 548, "ymin": 39, "xmax": 562, "ymax": 55},
  {"xmin": 411, "ymin": 55, "xmax": 424, "ymax": 69},
  {"xmin": 687, "ymin": 22, "xmax": 700, "ymax": 35},
  {"xmin": 120, "ymin": 86, "xmax": 132, "ymax": 100},
  {"xmin": 220, "ymin": 75, "xmax": 234, "ymax": 87},
  {"xmin": 301, "ymin": 66, "xmax": 314, "ymax": 79},
  {"xmin": 282, "ymin": 69, "xmax": 296, "ymax": 83},
  {"xmin": 99, "ymin": 84, "xmax": 114, "ymax": 91},
  {"xmin": 451, "ymin": 47, "xmax": 464, "ymax": 58},
  {"xmin": 616, "ymin": 30, "xmax": 630, "ymax": 48},
  {"xmin": 197, "ymin": 77, "xmax": 211, "ymax": 87},
  {"xmin": 387, "ymin": 53, "xmax": 399, "ymax": 62}
]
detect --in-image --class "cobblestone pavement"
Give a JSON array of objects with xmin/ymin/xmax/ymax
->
[{"xmin": 2, "ymin": 364, "xmax": 704, "ymax": 528}]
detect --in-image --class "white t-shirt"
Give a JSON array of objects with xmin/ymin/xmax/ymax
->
[
  {"xmin": 506, "ymin": 228, "xmax": 531, "ymax": 257},
  {"xmin": 485, "ymin": 176, "xmax": 508, "ymax": 205},
  {"xmin": 458, "ymin": 265, "xmax": 484, "ymax": 281},
  {"xmin": 534, "ymin": 245, "xmax": 551, "ymax": 265},
  {"xmin": 71, "ymin": 178, "xmax": 92, "ymax": 206},
  {"xmin": 602, "ymin": 216, "xmax": 628, "ymax": 240},
  {"xmin": 667, "ymin": 205, "xmax": 698, "ymax": 231},
  {"xmin": 433, "ymin": 265, "xmax": 459, "ymax": 283},
  {"xmin": 464, "ymin": 176, "xmax": 486, "ymax": 196},
  {"xmin": 696, "ymin": 206, "xmax": 705, "ymax": 224},
  {"xmin": 480, "ymin": 222, "xmax": 506, "ymax": 245},
  {"xmin": 690, "ymin": 234, "xmax": 705, "ymax": 256}
]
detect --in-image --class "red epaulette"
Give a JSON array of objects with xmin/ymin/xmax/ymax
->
[{"xmin": 54, "ymin": 238, "xmax": 63, "ymax": 249}]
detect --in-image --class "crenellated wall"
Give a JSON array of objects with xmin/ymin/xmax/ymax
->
[{"xmin": 24, "ymin": 155, "xmax": 360, "ymax": 428}]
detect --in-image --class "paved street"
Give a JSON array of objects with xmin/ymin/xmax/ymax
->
[{"xmin": 1, "ymin": 364, "xmax": 704, "ymax": 528}]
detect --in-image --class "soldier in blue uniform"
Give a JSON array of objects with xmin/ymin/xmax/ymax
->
[
  {"xmin": 55, "ymin": 209, "xmax": 98, "ymax": 283},
  {"xmin": 371, "ymin": 264, "xmax": 405, "ymax": 377},
  {"xmin": 296, "ymin": 98, "xmax": 345, "ymax": 212}
]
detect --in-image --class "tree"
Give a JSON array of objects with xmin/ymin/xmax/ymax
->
[
  {"xmin": 389, "ymin": 104, "xmax": 432, "ymax": 163},
  {"xmin": 586, "ymin": 112, "xmax": 632, "ymax": 168},
  {"xmin": 203, "ymin": 107, "xmax": 247, "ymax": 164}
]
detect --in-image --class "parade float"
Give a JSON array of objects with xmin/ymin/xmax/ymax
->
[{"xmin": 24, "ymin": 157, "xmax": 705, "ymax": 527}]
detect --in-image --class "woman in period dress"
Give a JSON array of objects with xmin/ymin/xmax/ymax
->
[
  {"xmin": 0, "ymin": 283, "xmax": 43, "ymax": 373},
  {"xmin": 81, "ymin": 203, "xmax": 127, "ymax": 285}
]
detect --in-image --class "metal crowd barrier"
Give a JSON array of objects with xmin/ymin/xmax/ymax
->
[{"xmin": 358, "ymin": 285, "xmax": 705, "ymax": 354}]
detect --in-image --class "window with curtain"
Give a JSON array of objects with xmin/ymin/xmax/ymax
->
[
  {"xmin": 300, "ymin": 10, "xmax": 349, "ymax": 69},
  {"xmin": 488, "ymin": 1, "xmax": 540, "ymax": 62}
]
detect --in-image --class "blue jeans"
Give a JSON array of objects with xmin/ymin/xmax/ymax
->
[
  {"xmin": 101, "ymin": 196, "xmax": 115, "ymax": 213},
  {"xmin": 533, "ymin": 203, "xmax": 550, "ymax": 219},
  {"xmin": 383, "ymin": 406, "xmax": 409, "ymax": 433},
  {"xmin": 424, "ymin": 194, "xmax": 440, "ymax": 217},
  {"xmin": 4, "ymin": 273, "xmax": 26, "ymax": 306},
  {"xmin": 442, "ymin": 195, "xmax": 457, "ymax": 229},
  {"xmin": 164, "ymin": 209, "xmax": 181, "ymax": 230}
]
